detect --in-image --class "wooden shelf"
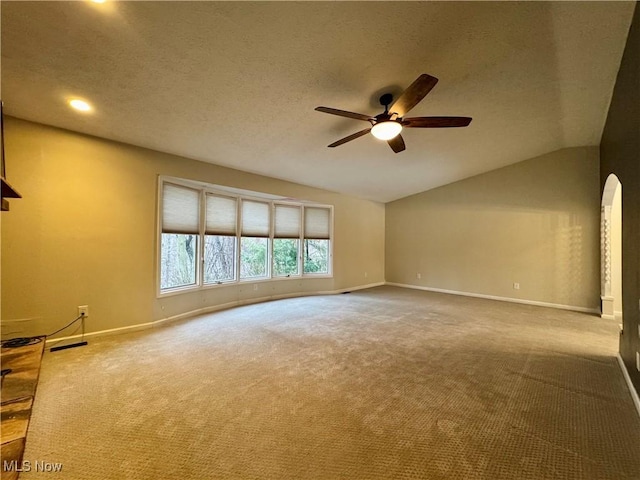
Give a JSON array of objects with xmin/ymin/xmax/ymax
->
[{"xmin": 1, "ymin": 177, "xmax": 21, "ymax": 212}]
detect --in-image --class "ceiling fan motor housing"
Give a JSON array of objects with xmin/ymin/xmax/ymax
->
[{"xmin": 379, "ymin": 93, "xmax": 394, "ymax": 110}]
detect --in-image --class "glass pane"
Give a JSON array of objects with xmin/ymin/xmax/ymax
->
[
  {"xmin": 303, "ymin": 239, "xmax": 329, "ymax": 274},
  {"xmin": 160, "ymin": 233, "xmax": 197, "ymax": 290},
  {"xmin": 204, "ymin": 235, "xmax": 236, "ymax": 284},
  {"xmin": 240, "ymin": 237, "xmax": 268, "ymax": 279},
  {"xmin": 273, "ymin": 239, "xmax": 299, "ymax": 276}
]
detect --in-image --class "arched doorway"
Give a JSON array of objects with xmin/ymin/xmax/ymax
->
[{"xmin": 601, "ymin": 174, "xmax": 622, "ymax": 321}]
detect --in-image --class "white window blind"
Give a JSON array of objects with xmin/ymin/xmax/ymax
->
[
  {"xmin": 241, "ymin": 200, "xmax": 270, "ymax": 237},
  {"xmin": 274, "ymin": 204, "xmax": 301, "ymax": 239},
  {"xmin": 162, "ymin": 183, "xmax": 200, "ymax": 234},
  {"xmin": 304, "ymin": 207, "xmax": 331, "ymax": 240},
  {"xmin": 205, "ymin": 194, "xmax": 237, "ymax": 235}
]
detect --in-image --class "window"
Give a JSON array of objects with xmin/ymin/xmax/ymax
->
[
  {"xmin": 240, "ymin": 200, "xmax": 270, "ymax": 279},
  {"xmin": 304, "ymin": 207, "xmax": 331, "ymax": 274},
  {"xmin": 158, "ymin": 177, "xmax": 332, "ymax": 294},
  {"xmin": 160, "ymin": 183, "xmax": 199, "ymax": 290},
  {"xmin": 204, "ymin": 194, "xmax": 237, "ymax": 284},
  {"xmin": 161, "ymin": 234, "xmax": 198, "ymax": 289},
  {"xmin": 273, "ymin": 204, "xmax": 301, "ymax": 276}
]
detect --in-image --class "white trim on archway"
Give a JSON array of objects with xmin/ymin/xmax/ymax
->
[{"xmin": 601, "ymin": 174, "xmax": 622, "ymax": 321}]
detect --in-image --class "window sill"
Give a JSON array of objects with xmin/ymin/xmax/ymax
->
[{"xmin": 157, "ymin": 274, "xmax": 334, "ymax": 298}]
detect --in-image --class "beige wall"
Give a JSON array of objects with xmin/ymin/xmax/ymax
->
[
  {"xmin": 600, "ymin": 2, "xmax": 639, "ymax": 393},
  {"xmin": 1, "ymin": 118, "xmax": 385, "ymax": 338},
  {"xmin": 385, "ymin": 147, "xmax": 600, "ymax": 310}
]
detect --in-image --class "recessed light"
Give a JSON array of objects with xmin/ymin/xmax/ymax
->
[
  {"xmin": 91, "ymin": 0, "xmax": 106, "ymax": 3},
  {"xmin": 69, "ymin": 99, "xmax": 92, "ymax": 112}
]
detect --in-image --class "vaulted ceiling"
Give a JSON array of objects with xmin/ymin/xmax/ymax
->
[{"xmin": 1, "ymin": 1, "xmax": 635, "ymax": 202}]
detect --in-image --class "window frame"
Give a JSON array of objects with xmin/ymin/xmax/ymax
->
[
  {"xmin": 156, "ymin": 176, "xmax": 333, "ymax": 297},
  {"xmin": 157, "ymin": 182, "xmax": 202, "ymax": 293},
  {"xmin": 272, "ymin": 202, "xmax": 303, "ymax": 278}
]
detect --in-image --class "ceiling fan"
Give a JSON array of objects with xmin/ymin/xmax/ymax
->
[{"xmin": 315, "ymin": 74, "xmax": 471, "ymax": 153}]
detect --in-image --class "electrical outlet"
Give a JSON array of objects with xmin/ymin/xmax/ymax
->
[
  {"xmin": 253, "ymin": 284, "xmax": 258, "ymax": 291},
  {"xmin": 78, "ymin": 305, "xmax": 89, "ymax": 318},
  {"xmin": 513, "ymin": 283, "xmax": 520, "ymax": 290},
  {"xmin": 364, "ymin": 272, "xmax": 368, "ymax": 278},
  {"xmin": 417, "ymin": 273, "xmax": 421, "ymax": 280}
]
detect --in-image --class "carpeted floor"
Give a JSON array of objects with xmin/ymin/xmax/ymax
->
[{"xmin": 20, "ymin": 286, "xmax": 640, "ymax": 479}]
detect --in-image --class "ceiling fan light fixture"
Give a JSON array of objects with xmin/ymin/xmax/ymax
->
[{"xmin": 371, "ymin": 121, "xmax": 402, "ymax": 140}]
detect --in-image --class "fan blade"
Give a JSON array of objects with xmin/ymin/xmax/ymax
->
[
  {"xmin": 387, "ymin": 134, "xmax": 406, "ymax": 153},
  {"xmin": 315, "ymin": 107, "xmax": 373, "ymax": 122},
  {"xmin": 327, "ymin": 128, "xmax": 371, "ymax": 148},
  {"xmin": 402, "ymin": 116, "xmax": 472, "ymax": 128},
  {"xmin": 389, "ymin": 74, "xmax": 438, "ymax": 117}
]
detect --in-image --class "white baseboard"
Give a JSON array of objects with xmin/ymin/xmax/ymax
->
[
  {"xmin": 45, "ymin": 281, "xmax": 385, "ymax": 346},
  {"xmin": 385, "ymin": 282, "xmax": 600, "ymax": 315},
  {"xmin": 617, "ymin": 353, "xmax": 640, "ymax": 419},
  {"xmin": 45, "ymin": 320, "xmax": 157, "ymax": 345},
  {"xmin": 337, "ymin": 281, "xmax": 386, "ymax": 293},
  {"xmin": 601, "ymin": 314, "xmax": 616, "ymax": 320}
]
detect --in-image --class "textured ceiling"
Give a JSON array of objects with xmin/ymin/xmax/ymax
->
[{"xmin": 1, "ymin": 1, "xmax": 635, "ymax": 203}]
